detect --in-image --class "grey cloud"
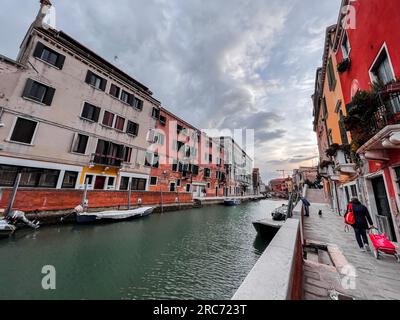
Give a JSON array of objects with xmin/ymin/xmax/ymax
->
[{"xmin": 0, "ymin": 0, "xmax": 340, "ymax": 181}]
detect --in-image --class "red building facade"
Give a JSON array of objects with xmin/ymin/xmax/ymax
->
[
  {"xmin": 148, "ymin": 108, "xmax": 226, "ymax": 198},
  {"xmin": 334, "ymin": 0, "xmax": 400, "ymax": 241}
]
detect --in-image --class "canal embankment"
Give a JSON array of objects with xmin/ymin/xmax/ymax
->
[{"xmin": 0, "ymin": 187, "xmax": 266, "ymax": 225}]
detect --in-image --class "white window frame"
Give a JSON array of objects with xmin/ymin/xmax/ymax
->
[
  {"xmin": 7, "ymin": 116, "xmax": 39, "ymax": 146},
  {"xmin": 80, "ymin": 101, "xmax": 100, "ymax": 123},
  {"xmin": 70, "ymin": 132, "xmax": 89, "ymax": 155},
  {"xmin": 340, "ymin": 30, "xmax": 351, "ymax": 59},
  {"xmin": 368, "ymin": 43, "xmax": 396, "ymax": 84},
  {"xmin": 150, "ymin": 176, "xmax": 158, "ymax": 186}
]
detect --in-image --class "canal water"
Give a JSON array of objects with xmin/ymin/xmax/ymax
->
[{"xmin": 0, "ymin": 199, "xmax": 284, "ymax": 300}]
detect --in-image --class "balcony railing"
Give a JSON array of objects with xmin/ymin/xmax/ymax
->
[{"xmin": 92, "ymin": 153, "xmax": 123, "ymax": 167}]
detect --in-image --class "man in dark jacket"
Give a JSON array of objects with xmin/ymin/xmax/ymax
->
[
  {"xmin": 300, "ymin": 196, "xmax": 311, "ymax": 217},
  {"xmin": 348, "ymin": 198, "xmax": 374, "ymax": 252}
]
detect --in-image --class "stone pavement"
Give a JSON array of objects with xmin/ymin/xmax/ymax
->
[{"xmin": 303, "ymin": 201, "xmax": 400, "ymax": 300}]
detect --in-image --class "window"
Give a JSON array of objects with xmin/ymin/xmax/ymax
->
[
  {"xmin": 84, "ymin": 175, "xmax": 94, "ymax": 185},
  {"xmin": 338, "ymin": 109, "xmax": 349, "ymax": 145},
  {"xmin": 159, "ymin": 115, "xmax": 167, "ymax": 126},
  {"xmin": 204, "ymin": 168, "xmax": 211, "ymax": 178},
  {"xmin": 123, "ymin": 147, "xmax": 132, "ymax": 163},
  {"xmin": 109, "ymin": 84, "xmax": 121, "ymax": 99},
  {"xmin": 327, "ymin": 57, "xmax": 336, "ymax": 91},
  {"xmin": 102, "ymin": 111, "xmax": 115, "ymax": 127},
  {"xmin": 341, "ymin": 32, "xmax": 351, "ymax": 59},
  {"xmin": 62, "ymin": 171, "xmax": 78, "ymax": 189},
  {"xmin": 176, "ymin": 179, "xmax": 181, "ymax": 187},
  {"xmin": 209, "ymin": 154, "xmax": 213, "ymax": 163},
  {"xmin": 81, "ymin": 102, "xmax": 100, "ymax": 122},
  {"xmin": 72, "ymin": 134, "xmax": 89, "ymax": 154},
  {"xmin": 172, "ymin": 159, "xmax": 178, "ymax": 172},
  {"xmin": 145, "ymin": 152, "xmax": 159, "ymax": 168},
  {"xmin": 120, "ymin": 177, "xmax": 130, "ymax": 190},
  {"xmin": 126, "ymin": 121, "xmax": 139, "ymax": 136},
  {"xmin": 131, "ymin": 178, "xmax": 147, "ymax": 191},
  {"xmin": 150, "ymin": 177, "xmax": 158, "ymax": 186},
  {"xmin": 177, "ymin": 124, "xmax": 184, "ymax": 134},
  {"xmin": 95, "ymin": 140, "xmax": 124, "ymax": 166},
  {"xmin": 192, "ymin": 165, "xmax": 199, "ymax": 176},
  {"xmin": 22, "ymin": 79, "xmax": 55, "ymax": 105},
  {"xmin": 107, "ymin": 177, "xmax": 115, "ymax": 187},
  {"xmin": 10, "ymin": 118, "xmax": 37, "ymax": 144},
  {"xmin": 186, "ymin": 184, "xmax": 191, "ymax": 192},
  {"xmin": 154, "ymin": 132, "xmax": 165, "ymax": 145},
  {"xmin": 33, "ymin": 42, "xmax": 65, "ymax": 69},
  {"xmin": 85, "ymin": 70, "xmax": 107, "ymax": 91},
  {"xmin": 170, "ymin": 183, "xmax": 176, "ymax": 192},
  {"xmin": 209, "ymin": 138, "xmax": 213, "ymax": 148},
  {"xmin": 371, "ymin": 48, "xmax": 400, "ymax": 113},
  {"xmin": 120, "ymin": 90, "xmax": 131, "ymax": 104},
  {"xmin": 322, "ymin": 98, "xmax": 328, "ymax": 120},
  {"xmin": 152, "ymin": 107, "xmax": 160, "ymax": 119},
  {"xmin": 133, "ymin": 98, "xmax": 143, "ymax": 111},
  {"xmin": 114, "ymin": 116, "xmax": 125, "ymax": 131},
  {"xmin": 207, "ymin": 182, "xmax": 211, "ymax": 189},
  {"xmin": 0, "ymin": 165, "xmax": 59, "ymax": 188}
]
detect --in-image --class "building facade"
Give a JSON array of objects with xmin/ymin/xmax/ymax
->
[
  {"xmin": 313, "ymin": 0, "xmax": 400, "ymax": 241},
  {"xmin": 0, "ymin": 1, "xmax": 255, "ymax": 205}
]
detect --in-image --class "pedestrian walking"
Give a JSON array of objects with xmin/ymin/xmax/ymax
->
[
  {"xmin": 345, "ymin": 197, "xmax": 374, "ymax": 252},
  {"xmin": 300, "ymin": 196, "xmax": 311, "ymax": 217}
]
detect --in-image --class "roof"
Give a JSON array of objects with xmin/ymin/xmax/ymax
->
[{"xmin": 0, "ymin": 54, "xmax": 25, "ymax": 68}]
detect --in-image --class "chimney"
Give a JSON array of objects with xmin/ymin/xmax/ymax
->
[{"xmin": 33, "ymin": 0, "xmax": 53, "ymax": 28}]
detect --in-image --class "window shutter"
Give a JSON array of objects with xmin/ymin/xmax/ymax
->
[
  {"xmin": 22, "ymin": 78, "xmax": 34, "ymax": 98},
  {"xmin": 100, "ymin": 78, "xmax": 107, "ymax": 91},
  {"xmin": 85, "ymin": 70, "xmax": 93, "ymax": 84},
  {"xmin": 137, "ymin": 99, "xmax": 143, "ymax": 111},
  {"xmin": 43, "ymin": 86, "xmax": 55, "ymax": 106},
  {"xmin": 70, "ymin": 133, "xmax": 78, "ymax": 152},
  {"xmin": 33, "ymin": 42, "xmax": 45, "ymax": 58},
  {"xmin": 56, "ymin": 54, "xmax": 66, "ymax": 70},
  {"xmin": 134, "ymin": 123, "xmax": 139, "ymax": 136}
]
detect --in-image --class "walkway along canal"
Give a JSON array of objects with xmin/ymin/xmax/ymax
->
[{"xmin": 0, "ymin": 199, "xmax": 284, "ymax": 300}]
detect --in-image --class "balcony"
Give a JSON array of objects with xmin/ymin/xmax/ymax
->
[
  {"xmin": 344, "ymin": 86, "xmax": 400, "ymax": 152},
  {"xmin": 91, "ymin": 153, "xmax": 123, "ymax": 168}
]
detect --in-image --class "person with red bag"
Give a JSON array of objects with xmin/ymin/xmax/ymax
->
[{"xmin": 345, "ymin": 197, "xmax": 374, "ymax": 252}]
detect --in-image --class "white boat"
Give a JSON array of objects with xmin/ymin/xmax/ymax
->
[
  {"xmin": 76, "ymin": 206, "xmax": 154, "ymax": 223},
  {"xmin": 0, "ymin": 219, "xmax": 16, "ymax": 238}
]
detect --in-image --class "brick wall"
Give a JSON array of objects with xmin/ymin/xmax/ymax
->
[{"xmin": 0, "ymin": 189, "xmax": 193, "ymax": 213}]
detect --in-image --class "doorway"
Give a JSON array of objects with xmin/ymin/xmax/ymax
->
[
  {"xmin": 94, "ymin": 176, "xmax": 106, "ymax": 190},
  {"xmin": 371, "ymin": 176, "xmax": 397, "ymax": 241}
]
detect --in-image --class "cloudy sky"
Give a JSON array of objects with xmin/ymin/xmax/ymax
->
[{"xmin": 0, "ymin": 0, "xmax": 341, "ymax": 182}]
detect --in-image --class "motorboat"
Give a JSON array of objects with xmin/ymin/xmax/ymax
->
[
  {"xmin": 76, "ymin": 206, "xmax": 154, "ymax": 223},
  {"xmin": 224, "ymin": 199, "xmax": 241, "ymax": 206},
  {"xmin": 0, "ymin": 219, "xmax": 16, "ymax": 238}
]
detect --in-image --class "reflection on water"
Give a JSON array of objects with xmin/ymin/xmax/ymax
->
[{"xmin": 0, "ymin": 199, "xmax": 284, "ymax": 300}]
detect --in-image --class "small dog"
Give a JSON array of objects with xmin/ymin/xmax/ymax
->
[{"xmin": 318, "ymin": 210, "xmax": 323, "ymax": 217}]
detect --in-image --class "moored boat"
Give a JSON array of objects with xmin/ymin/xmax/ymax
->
[
  {"xmin": 76, "ymin": 206, "xmax": 154, "ymax": 223},
  {"xmin": 0, "ymin": 219, "xmax": 16, "ymax": 239},
  {"xmin": 224, "ymin": 199, "xmax": 241, "ymax": 206}
]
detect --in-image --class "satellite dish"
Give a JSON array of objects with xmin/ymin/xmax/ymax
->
[{"xmin": 41, "ymin": 5, "xmax": 57, "ymax": 30}]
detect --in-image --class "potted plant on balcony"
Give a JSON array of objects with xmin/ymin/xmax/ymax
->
[
  {"xmin": 337, "ymin": 58, "xmax": 351, "ymax": 73},
  {"xmin": 325, "ymin": 143, "xmax": 340, "ymax": 157}
]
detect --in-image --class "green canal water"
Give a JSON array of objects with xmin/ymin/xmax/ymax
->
[{"xmin": 0, "ymin": 200, "xmax": 284, "ymax": 300}]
